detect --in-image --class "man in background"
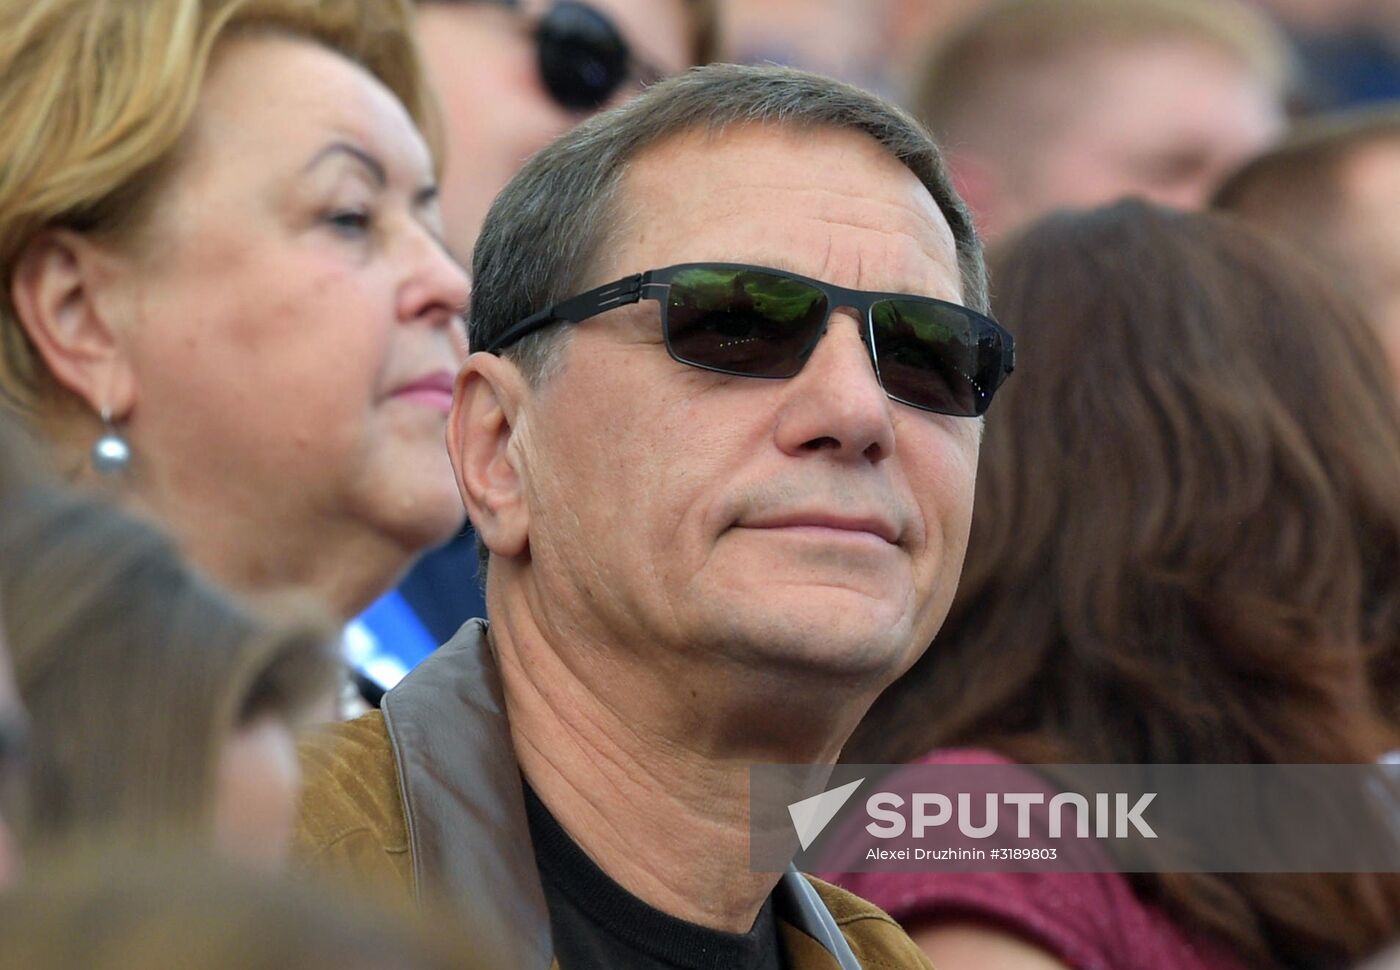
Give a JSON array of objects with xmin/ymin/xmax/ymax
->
[
  {"xmin": 1214, "ymin": 107, "xmax": 1400, "ymax": 380},
  {"xmin": 914, "ymin": 0, "xmax": 1291, "ymax": 240},
  {"xmin": 418, "ymin": 0, "xmax": 715, "ymax": 259}
]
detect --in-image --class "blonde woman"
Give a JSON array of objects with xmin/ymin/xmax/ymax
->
[
  {"xmin": 0, "ymin": 478, "xmax": 339, "ymax": 869},
  {"xmin": 0, "ymin": 0, "xmax": 470, "ymax": 628}
]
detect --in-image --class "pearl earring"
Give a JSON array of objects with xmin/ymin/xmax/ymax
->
[{"xmin": 91, "ymin": 407, "xmax": 130, "ymax": 475}]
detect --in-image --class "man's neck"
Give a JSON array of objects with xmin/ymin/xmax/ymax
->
[{"xmin": 490, "ymin": 597, "xmax": 853, "ymax": 934}]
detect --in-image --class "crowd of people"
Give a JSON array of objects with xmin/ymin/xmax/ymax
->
[{"xmin": 0, "ymin": 0, "xmax": 1398, "ymax": 967}]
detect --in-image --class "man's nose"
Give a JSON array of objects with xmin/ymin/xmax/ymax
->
[{"xmin": 772, "ymin": 311, "xmax": 896, "ymax": 464}]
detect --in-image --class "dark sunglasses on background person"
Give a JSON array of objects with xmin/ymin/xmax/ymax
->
[
  {"xmin": 484, "ymin": 263, "xmax": 1016, "ymax": 417},
  {"xmin": 533, "ymin": 0, "xmax": 666, "ymax": 110}
]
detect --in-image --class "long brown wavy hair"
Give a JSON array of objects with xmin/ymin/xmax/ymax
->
[{"xmin": 848, "ymin": 201, "xmax": 1400, "ymax": 967}]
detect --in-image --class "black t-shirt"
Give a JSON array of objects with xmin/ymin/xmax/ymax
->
[{"xmin": 523, "ymin": 782, "xmax": 787, "ymax": 970}]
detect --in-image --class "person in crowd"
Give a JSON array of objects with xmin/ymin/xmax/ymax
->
[
  {"xmin": 720, "ymin": 0, "xmax": 896, "ymax": 96},
  {"xmin": 1248, "ymin": 0, "xmax": 1400, "ymax": 108},
  {"xmin": 913, "ymin": 0, "xmax": 1290, "ymax": 240},
  {"xmin": 0, "ymin": 849, "xmax": 495, "ymax": 970},
  {"xmin": 296, "ymin": 63, "xmax": 1015, "ymax": 969},
  {"xmin": 0, "ymin": 480, "xmax": 339, "ymax": 871},
  {"xmin": 842, "ymin": 201, "xmax": 1400, "ymax": 969},
  {"xmin": 0, "ymin": 620, "xmax": 20, "ymax": 891},
  {"xmin": 415, "ymin": 0, "xmax": 715, "ymax": 261},
  {"xmin": 0, "ymin": 413, "xmax": 48, "ymax": 889},
  {"xmin": 1214, "ymin": 107, "xmax": 1400, "ymax": 388},
  {"xmin": 0, "ymin": 0, "xmax": 471, "ymax": 641},
  {"xmin": 720, "ymin": 0, "xmax": 990, "ymax": 99},
  {"xmin": 386, "ymin": 0, "xmax": 719, "ymax": 662}
]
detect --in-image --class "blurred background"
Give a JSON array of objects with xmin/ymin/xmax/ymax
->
[{"xmin": 713, "ymin": 0, "xmax": 1400, "ymax": 110}]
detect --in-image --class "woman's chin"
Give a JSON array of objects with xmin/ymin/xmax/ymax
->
[{"xmin": 382, "ymin": 479, "xmax": 468, "ymax": 556}]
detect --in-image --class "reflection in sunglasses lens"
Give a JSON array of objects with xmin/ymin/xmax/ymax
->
[
  {"xmin": 665, "ymin": 269, "xmax": 826, "ymax": 378},
  {"xmin": 872, "ymin": 301, "xmax": 985, "ymax": 416}
]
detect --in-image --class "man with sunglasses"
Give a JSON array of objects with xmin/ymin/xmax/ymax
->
[{"xmin": 297, "ymin": 63, "xmax": 1012, "ymax": 969}]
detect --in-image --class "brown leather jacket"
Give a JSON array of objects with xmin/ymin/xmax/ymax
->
[{"xmin": 295, "ymin": 620, "xmax": 934, "ymax": 969}]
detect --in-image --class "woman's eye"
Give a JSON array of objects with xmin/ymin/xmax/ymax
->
[{"xmin": 325, "ymin": 208, "xmax": 372, "ymax": 235}]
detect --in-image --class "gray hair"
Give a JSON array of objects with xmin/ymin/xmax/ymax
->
[{"xmin": 468, "ymin": 62, "xmax": 988, "ymax": 380}]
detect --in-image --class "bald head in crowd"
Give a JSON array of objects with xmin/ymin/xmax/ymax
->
[
  {"xmin": 917, "ymin": 0, "xmax": 1291, "ymax": 240},
  {"xmin": 1215, "ymin": 108, "xmax": 1400, "ymax": 381}
]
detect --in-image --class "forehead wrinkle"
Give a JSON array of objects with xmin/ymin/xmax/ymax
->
[
  {"xmin": 616, "ymin": 123, "xmax": 965, "ymax": 299},
  {"xmin": 673, "ymin": 181, "xmax": 953, "ymax": 252},
  {"xmin": 639, "ymin": 196, "xmax": 958, "ymax": 298},
  {"xmin": 697, "ymin": 215, "xmax": 960, "ymax": 300},
  {"xmin": 625, "ymin": 130, "xmax": 957, "ymax": 237}
]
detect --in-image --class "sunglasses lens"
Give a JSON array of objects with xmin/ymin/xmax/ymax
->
[
  {"xmin": 537, "ymin": 2, "xmax": 630, "ymax": 111},
  {"xmin": 871, "ymin": 301, "xmax": 1003, "ymax": 416},
  {"xmin": 664, "ymin": 268, "xmax": 828, "ymax": 378}
]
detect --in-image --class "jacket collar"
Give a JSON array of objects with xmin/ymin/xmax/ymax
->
[
  {"xmin": 381, "ymin": 618, "xmax": 863, "ymax": 970},
  {"xmin": 381, "ymin": 619, "xmax": 552, "ymax": 969}
]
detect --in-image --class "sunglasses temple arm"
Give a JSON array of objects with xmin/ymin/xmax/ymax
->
[
  {"xmin": 482, "ymin": 308, "xmax": 559, "ymax": 353},
  {"xmin": 480, "ymin": 273, "xmax": 647, "ymax": 354}
]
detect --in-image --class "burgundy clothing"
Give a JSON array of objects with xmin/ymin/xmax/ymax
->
[{"xmin": 832, "ymin": 750, "xmax": 1249, "ymax": 970}]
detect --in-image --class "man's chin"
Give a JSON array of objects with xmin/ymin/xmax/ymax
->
[{"xmin": 705, "ymin": 605, "xmax": 917, "ymax": 683}]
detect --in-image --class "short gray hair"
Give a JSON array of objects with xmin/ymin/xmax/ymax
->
[{"xmin": 468, "ymin": 62, "xmax": 988, "ymax": 379}]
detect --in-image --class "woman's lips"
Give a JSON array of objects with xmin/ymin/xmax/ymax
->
[{"xmin": 391, "ymin": 370, "xmax": 455, "ymax": 414}]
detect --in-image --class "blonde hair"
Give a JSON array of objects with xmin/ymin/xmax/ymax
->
[
  {"xmin": 0, "ymin": 0, "xmax": 437, "ymax": 414},
  {"xmin": 915, "ymin": 0, "xmax": 1292, "ymax": 151}
]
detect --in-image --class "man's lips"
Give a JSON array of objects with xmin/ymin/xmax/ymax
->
[
  {"xmin": 736, "ymin": 512, "xmax": 900, "ymax": 545},
  {"xmin": 390, "ymin": 369, "xmax": 455, "ymax": 413}
]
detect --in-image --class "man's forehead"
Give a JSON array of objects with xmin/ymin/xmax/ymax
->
[{"xmin": 605, "ymin": 123, "xmax": 961, "ymax": 292}]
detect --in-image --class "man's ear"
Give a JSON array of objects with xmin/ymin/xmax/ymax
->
[
  {"xmin": 9, "ymin": 230, "xmax": 137, "ymax": 415},
  {"xmin": 448, "ymin": 352, "xmax": 532, "ymax": 560}
]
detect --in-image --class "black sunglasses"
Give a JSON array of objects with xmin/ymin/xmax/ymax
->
[
  {"xmin": 535, "ymin": 0, "xmax": 665, "ymax": 110},
  {"xmin": 484, "ymin": 262, "xmax": 1016, "ymax": 417}
]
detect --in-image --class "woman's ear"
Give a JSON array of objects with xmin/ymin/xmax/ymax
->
[
  {"xmin": 9, "ymin": 230, "xmax": 137, "ymax": 415},
  {"xmin": 448, "ymin": 352, "xmax": 532, "ymax": 560}
]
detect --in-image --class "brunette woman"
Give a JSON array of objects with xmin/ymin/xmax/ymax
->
[{"xmin": 844, "ymin": 201, "xmax": 1400, "ymax": 969}]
